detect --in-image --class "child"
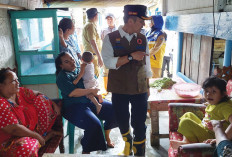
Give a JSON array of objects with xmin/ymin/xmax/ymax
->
[
  {"xmin": 73, "ymin": 51, "xmax": 103, "ymax": 114},
  {"xmin": 170, "ymin": 76, "xmax": 232, "ymax": 149}
]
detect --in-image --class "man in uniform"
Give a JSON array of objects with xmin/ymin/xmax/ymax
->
[
  {"xmin": 82, "ymin": 8, "xmax": 103, "ymax": 77},
  {"xmin": 102, "ymin": 5, "xmax": 152, "ymax": 156}
]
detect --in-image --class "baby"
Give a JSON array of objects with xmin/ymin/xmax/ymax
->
[{"xmin": 73, "ymin": 51, "xmax": 103, "ymax": 114}]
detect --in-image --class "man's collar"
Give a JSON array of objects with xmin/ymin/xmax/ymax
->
[
  {"xmin": 87, "ymin": 20, "xmax": 96, "ymax": 26},
  {"xmin": 108, "ymin": 25, "xmax": 116, "ymax": 29},
  {"xmin": 118, "ymin": 25, "xmax": 137, "ymax": 38}
]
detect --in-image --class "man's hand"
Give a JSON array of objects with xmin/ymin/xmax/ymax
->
[{"xmin": 131, "ymin": 51, "xmax": 149, "ymax": 61}]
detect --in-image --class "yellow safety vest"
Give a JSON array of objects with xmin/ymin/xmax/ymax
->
[{"xmin": 149, "ymin": 43, "xmax": 166, "ymax": 68}]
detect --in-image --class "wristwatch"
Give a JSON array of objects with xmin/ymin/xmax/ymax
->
[{"xmin": 128, "ymin": 54, "xmax": 133, "ymax": 61}]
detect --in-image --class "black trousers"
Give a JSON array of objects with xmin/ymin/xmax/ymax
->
[{"xmin": 112, "ymin": 92, "xmax": 148, "ymax": 142}]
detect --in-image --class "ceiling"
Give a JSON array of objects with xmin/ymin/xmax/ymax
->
[{"xmin": 43, "ymin": 0, "xmax": 157, "ymax": 8}]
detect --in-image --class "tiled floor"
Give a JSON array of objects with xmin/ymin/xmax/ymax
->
[{"xmin": 55, "ymin": 111, "xmax": 169, "ymax": 157}]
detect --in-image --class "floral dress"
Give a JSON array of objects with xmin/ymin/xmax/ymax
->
[{"xmin": 0, "ymin": 87, "xmax": 57, "ymax": 157}]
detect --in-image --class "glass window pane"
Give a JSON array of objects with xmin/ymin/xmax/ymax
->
[
  {"xmin": 20, "ymin": 54, "xmax": 55, "ymax": 76},
  {"xmin": 211, "ymin": 39, "xmax": 225, "ymax": 76},
  {"xmin": 16, "ymin": 18, "xmax": 54, "ymax": 51}
]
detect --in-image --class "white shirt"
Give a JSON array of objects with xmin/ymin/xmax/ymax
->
[
  {"xmin": 101, "ymin": 25, "xmax": 152, "ymax": 78},
  {"xmin": 82, "ymin": 63, "xmax": 98, "ymax": 89},
  {"xmin": 101, "ymin": 26, "xmax": 117, "ymax": 40}
]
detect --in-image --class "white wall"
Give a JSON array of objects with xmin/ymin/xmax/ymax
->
[
  {"xmin": 24, "ymin": 84, "xmax": 59, "ymax": 99},
  {"xmin": 0, "ymin": 9, "xmax": 14, "ymax": 69},
  {"xmin": 0, "ymin": 0, "xmax": 43, "ymax": 69},
  {"xmin": 164, "ymin": 0, "xmax": 215, "ymax": 15}
]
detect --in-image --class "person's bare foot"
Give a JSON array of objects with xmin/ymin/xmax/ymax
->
[
  {"xmin": 98, "ymin": 95, "xmax": 103, "ymax": 103},
  {"xmin": 105, "ymin": 129, "xmax": 114, "ymax": 148},
  {"xmin": 170, "ymin": 140, "xmax": 189, "ymax": 149},
  {"xmin": 96, "ymin": 104, "xmax": 102, "ymax": 114},
  {"xmin": 107, "ymin": 141, "xmax": 115, "ymax": 148}
]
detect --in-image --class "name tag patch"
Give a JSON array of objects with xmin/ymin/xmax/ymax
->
[
  {"xmin": 113, "ymin": 45, "xmax": 124, "ymax": 49},
  {"xmin": 136, "ymin": 45, "xmax": 145, "ymax": 50}
]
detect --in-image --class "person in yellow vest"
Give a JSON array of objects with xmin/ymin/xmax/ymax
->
[
  {"xmin": 146, "ymin": 15, "xmax": 167, "ymax": 78},
  {"xmin": 82, "ymin": 8, "xmax": 103, "ymax": 78}
]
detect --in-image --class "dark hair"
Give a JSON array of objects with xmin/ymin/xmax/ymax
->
[
  {"xmin": 82, "ymin": 51, "xmax": 93, "ymax": 63},
  {"xmin": 202, "ymin": 76, "xmax": 229, "ymax": 101},
  {"xmin": 123, "ymin": 16, "xmax": 137, "ymax": 24},
  {"xmin": 55, "ymin": 52, "xmax": 68, "ymax": 76},
  {"xmin": 86, "ymin": 8, "xmax": 98, "ymax": 20},
  {"xmin": 88, "ymin": 14, "xmax": 97, "ymax": 20},
  {"xmin": 0, "ymin": 68, "xmax": 11, "ymax": 83},
  {"xmin": 58, "ymin": 18, "xmax": 73, "ymax": 33}
]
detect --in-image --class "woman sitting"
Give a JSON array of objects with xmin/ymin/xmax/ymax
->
[
  {"xmin": 55, "ymin": 52, "xmax": 117, "ymax": 154},
  {"xmin": 0, "ymin": 68, "xmax": 61, "ymax": 157}
]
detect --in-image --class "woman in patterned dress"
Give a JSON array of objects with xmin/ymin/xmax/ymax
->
[{"xmin": 0, "ymin": 68, "xmax": 61, "ymax": 157}]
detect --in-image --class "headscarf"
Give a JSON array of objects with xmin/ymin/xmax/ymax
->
[{"xmin": 146, "ymin": 15, "xmax": 166, "ymax": 42}]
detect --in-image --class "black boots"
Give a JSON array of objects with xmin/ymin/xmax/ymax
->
[
  {"xmin": 119, "ymin": 130, "xmax": 133, "ymax": 155},
  {"xmin": 133, "ymin": 139, "xmax": 146, "ymax": 156},
  {"xmin": 119, "ymin": 130, "xmax": 146, "ymax": 156}
]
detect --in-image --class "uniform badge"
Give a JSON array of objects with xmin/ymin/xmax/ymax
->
[
  {"xmin": 128, "ymin": 11, "xmax": 138, "ymax": 15},
  {"xmin": 116, "ymin": 38, "xmax": 120, "ymax": 44},
  {"xmin": 137, "ymin": 39, "xmax": 142, "ymax": 44}
]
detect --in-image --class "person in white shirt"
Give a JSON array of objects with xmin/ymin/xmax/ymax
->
[
  {"xmin": 101, "ymin": 5, "xmax": 152, "ymax": 156},
  {"xmin": 100, "ymin": 13, "xmax": 117, "ymax": 93},
  {"xmin": 101, "ymin": 13, "xmax": 117, "ymax": 40}
]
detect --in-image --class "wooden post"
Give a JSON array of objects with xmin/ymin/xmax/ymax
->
[
  {"xmin": 224, "ymin": 40, "xmax": 232, "ymax": 66},
  {"xmin": 177, "ymin": 32, "xmax": 183, "ymax": 73}
]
